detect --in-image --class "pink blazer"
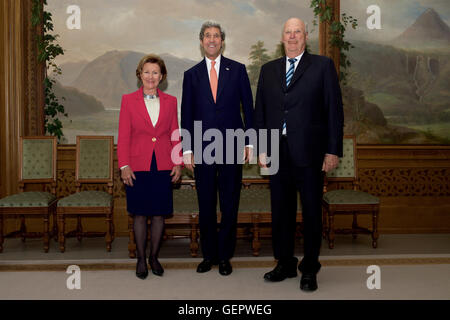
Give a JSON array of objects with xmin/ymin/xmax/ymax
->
[{"xmin": 117, "ymin": 87, "xmax": 181, "ymax": 171}]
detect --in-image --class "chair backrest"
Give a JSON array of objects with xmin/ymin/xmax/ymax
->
[
  {"xmin": 20, "ymin": 136, "xmax": 57, "ymax": 183},
  {"xmin": 326, "ymin": 135, "xmax": 357, "ymax": 183},
  {"xmin": 76, "ymin": 136, "xmax": 114, "ymax": 186}
]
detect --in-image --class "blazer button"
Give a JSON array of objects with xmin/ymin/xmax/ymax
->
[{"xmin": 152, "ymin": 137, "xmax": 156, "ymax": 142}]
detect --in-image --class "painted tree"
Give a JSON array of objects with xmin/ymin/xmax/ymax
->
[{"xmin": 247, "ymin": 41, "xmax": 271, "ymax": 89}]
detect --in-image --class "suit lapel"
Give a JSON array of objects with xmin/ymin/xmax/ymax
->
[
  {"xmin": 154, "ymin": 88, "xmax": 166, "ymax": 129},
  {"xmin": 287, "ymin": 51, "xmax": 311, "ymax": 89},
  {"xmin": 216, "ymin": 56, "xmax": 230, "ymax": 101},
  {"xmin": 135, "ymin": 87, "xmax": 154, "ymax": 128},
  {"xmin": 278, "ymin": 57, "xmax": 287, "ymax": 93}
]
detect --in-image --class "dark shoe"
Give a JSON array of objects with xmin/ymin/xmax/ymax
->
[
  {"xmin": 136, "ymin": 269, "xmax": 148, "ymax": 280},
  {"xmin": 264, "ymin": 259, "xmax": 298, "ymax": 282},
  {"xmin": 300, "ymin": 273, "xmax": 318, "ymax": 292},
  {"xmin": 149, "ymin": 257, "xmax": 164, "ymax": 276},
  {"xmin": 218, "ymin": 260, "xmax": 232, "ymax": 276},
  {"xmin": 136, "ymin": 259, "xmax": 148, "ymax": 280},
  {"xmin": 196, "ymin": 259, "xmax": 214, "ymax": 273}
]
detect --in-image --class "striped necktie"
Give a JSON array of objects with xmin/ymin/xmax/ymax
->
[
  {"xmin": 283, "ymin": 58, "xmax": 297, "ymax": 135},
  {"xmin": 286, "ymin": 58, "xmax": 297, "ymax": 87}
]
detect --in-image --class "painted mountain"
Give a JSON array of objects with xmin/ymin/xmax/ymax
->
[
  {"xmin": 53, "ymin": 81, "xmax": 104, "ymax": 116},
  {"xmin": 393, "ymin": 8, "xmax": 450, "ymax": 49},
  {"xmin": 57, "ymin": 51, "xmax": 197, "ymax": 143},
  {"xmin": 56, "ymin": 7, "xmax": 449, "ymax": 144},
  {"xmin": 58, "ymin": 60, "xmax": 89, "ymax": 86},
  {"xmin": 68, "ymin": 51, "xmax": 197, "ymax": 109},
  {"xmin": 344, "ymin": 8, "xmax": 450, "ymax": 143}
]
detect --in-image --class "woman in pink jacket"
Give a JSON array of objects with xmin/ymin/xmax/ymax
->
[{"xmin": 118, "ymin": 54, "xmax": 182, "ymax": 279}]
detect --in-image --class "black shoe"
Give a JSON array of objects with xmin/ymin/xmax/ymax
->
[
  {"xmin": 197, "ymin": 259, "xmax": 214, "ymax": 273},
  {"xmin": 136, "ymin": 259, "xmax": 148, "ymax": 280},
  {"xmin": 218, "ymin": 260, "xmax": 232, "ymax": 276},
  {"xmin": 300, "ymin": 273, "xmax": 318, "ymax": 292},
  {"xmin": 264, "ymin": 258, "xmax": 298, "ymax": 282},
  {"xmin": 149, "ymin": 258, "xmax": 164, "ymax": 276}
]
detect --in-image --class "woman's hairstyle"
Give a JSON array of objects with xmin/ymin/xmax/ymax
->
[{"xmin": 136, "ymin": 54, "xmax": 167, "ymax": 87}]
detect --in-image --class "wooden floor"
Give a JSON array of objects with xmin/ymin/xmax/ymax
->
[{"xmin": 0, "ymin": 233, "xmax": 449, "ymax": 266}]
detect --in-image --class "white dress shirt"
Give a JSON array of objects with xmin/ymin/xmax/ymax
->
[
  {"xmin": 205, "ymin": 54, "xmax": 221, "ymax": 81},
  {"xmin": 285, "ymin": 51, "xmax": 305, "ymax": 74},
  {"xmin": 144, "ymin": 97, "xmax": 160, "ymax": 127}
]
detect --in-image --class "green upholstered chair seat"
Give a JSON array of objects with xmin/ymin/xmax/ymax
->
[
  {"xmin": 172, "ymin": 188, "xmax": 302, "ymax": 214},
  {"xmin": 173, "ymin": 188, "xmax": 199, "ymax": 214},
  {"xmin": 239, "ymin": 189, "xmax": 271, "ymax": 213},
  {"xmin": 0, "ymin": 192, "xmax": 56, "ymax": 207},
  {"xmin": 58, "ymin": 191, "xmax": 112, "ymax": 207},
  {"xmin": 323, "ymin": 189, "xmax": 379, "ymax": 205},
  {"xmin": 239, "ymin": 188, "xmax": 301, "ymax": 213}
]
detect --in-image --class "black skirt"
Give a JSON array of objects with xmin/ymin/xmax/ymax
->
[{"xmin": 125, "ymin": 152, "xmax": 173, "ymax": 216}]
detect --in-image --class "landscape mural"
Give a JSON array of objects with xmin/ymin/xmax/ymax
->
[{"xmin": 47, "ymin": 0, "xmax": 450, "ymax": 145}]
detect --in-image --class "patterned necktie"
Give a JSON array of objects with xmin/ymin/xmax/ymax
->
[
  {"xmin": 283, "ymin": 58, "xmax": 297, "ymax": 135},
  {"xmin": 286, "ymin": 58, "xmax": 297, "ymax": 87},
  {"xmin": 210, "ymin": 60, "xmax": 218, "ymax": 102}
]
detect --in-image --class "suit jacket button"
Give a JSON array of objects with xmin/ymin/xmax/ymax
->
[{"xmin": 152, "ymin": 137, "xmax": 156, "ymax": 142}]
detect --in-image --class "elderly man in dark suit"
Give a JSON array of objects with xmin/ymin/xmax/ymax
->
[
  {"xmin": 181, "ymin": 21, "xmax": 254, "ymax": 276},
  {"xmin": 254, "ymin": 17, "xmax": 344, "ymax": 291}
]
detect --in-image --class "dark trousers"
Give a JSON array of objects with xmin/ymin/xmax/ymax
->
[
  {"xmin": 194, "ymin": 163, "xmax": 243, "ymax": 261},
  {"xmin": 269, "ymin": 137, "xmax": 324, "ymax": 274}
]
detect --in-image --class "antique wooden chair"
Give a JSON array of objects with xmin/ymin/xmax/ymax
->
[
  {"xmin": 322, "ymin": 135, "xmax": 380, "ymax": 249},
  {"xmin": 0, "ymin": 136, "xmax": 57, "ymax": 253},
  {"xmin": 57, "ymin": 136, "xmax": 114, "ymax": 252},
  {"xmin": 127, "ymin": 187, "xmax": 200, "ymax": 259},
  {"xmin": 238, "ymin": 187, "xmax": 303, "ymax": 256}
]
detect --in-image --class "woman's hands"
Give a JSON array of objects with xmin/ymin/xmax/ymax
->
[
  {"xmin": 122, "ymin": 165, "xmax": 181, "ymax": 185},
  {"xmin": 170, "ymin": 165, "xmax": 182, "ymax": 183},
  {"xmin": 121, "ymin": 166, "xmax": 136, "ymax": 186}
]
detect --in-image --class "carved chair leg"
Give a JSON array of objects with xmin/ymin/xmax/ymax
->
[
  {"xmin": 328, "ymin": 210, "xmax": 335, "ymax": 249},
  {"xmin": 110, "ymin": 214, "xmax": 115, "ymax": 242},
  {"xmin": 352, "ymin": 212, "xmax": 358, "ymax": 239},
  {"xmin": 58, "ymin": 214, "xmax": 66, "ymax": 253},
  {"xmin": 20, "ymin": 215, "xmax": 26, "ymax": 242},
  {"xmin": 128, "ymin": 214, "xmax": 136, "ymax": 258},
  {"xmin": 43, "ymin": 214, "xmax": 50, "ymax": 253},
  {"xmin": 0, "ymin": 214, "xmax": 3, "ymax": 253},
  {"xmin": 76, "ymin": 215, "xmax": 82, "ymax": 242},
  {"xmin": 372, "ymin": 208, "xmax": 379, "ymax": 248},
  {"xmin": 252, "ymin": 215, "xmax": 261, "ymax": 257},
  {"xmin": 105, "ymin": 213, "xmax": 112, "ymax": 252},
  {"xmin": 322, "ymin": 206, "xmax": 328, "ymax": 239},
  {"xmin": 190, "ymin": 222, "xmax": 199, "ymax": 257},
  {"xmin": 52, "ymin": 208, "xmax": 58, "ymax": 242}
]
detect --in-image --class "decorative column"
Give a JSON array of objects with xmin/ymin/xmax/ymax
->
[
  {"xmin": 319, "ymin": 0, "xmax": 340, "ymax": 76},
  {"xmin": 0, "ymin": 0, "xmax": 45, "ymax": 198}
]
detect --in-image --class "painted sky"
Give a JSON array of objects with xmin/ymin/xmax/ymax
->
[
  {"xmin": 47, "ymin": 0, "xmax": 450, "ymax": 65},
  {"xmin": 342, "ymin": 0, "xmax": 450, "ymax": 41}
]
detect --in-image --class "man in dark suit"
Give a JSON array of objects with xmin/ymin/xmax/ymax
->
[
  {"xmin": 254, "ymin": 17, "xmax": 344, "ymax": 291},
  {"xmin": 181, "ymin": 21, "xmax": 254, "ymax": 276}
]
